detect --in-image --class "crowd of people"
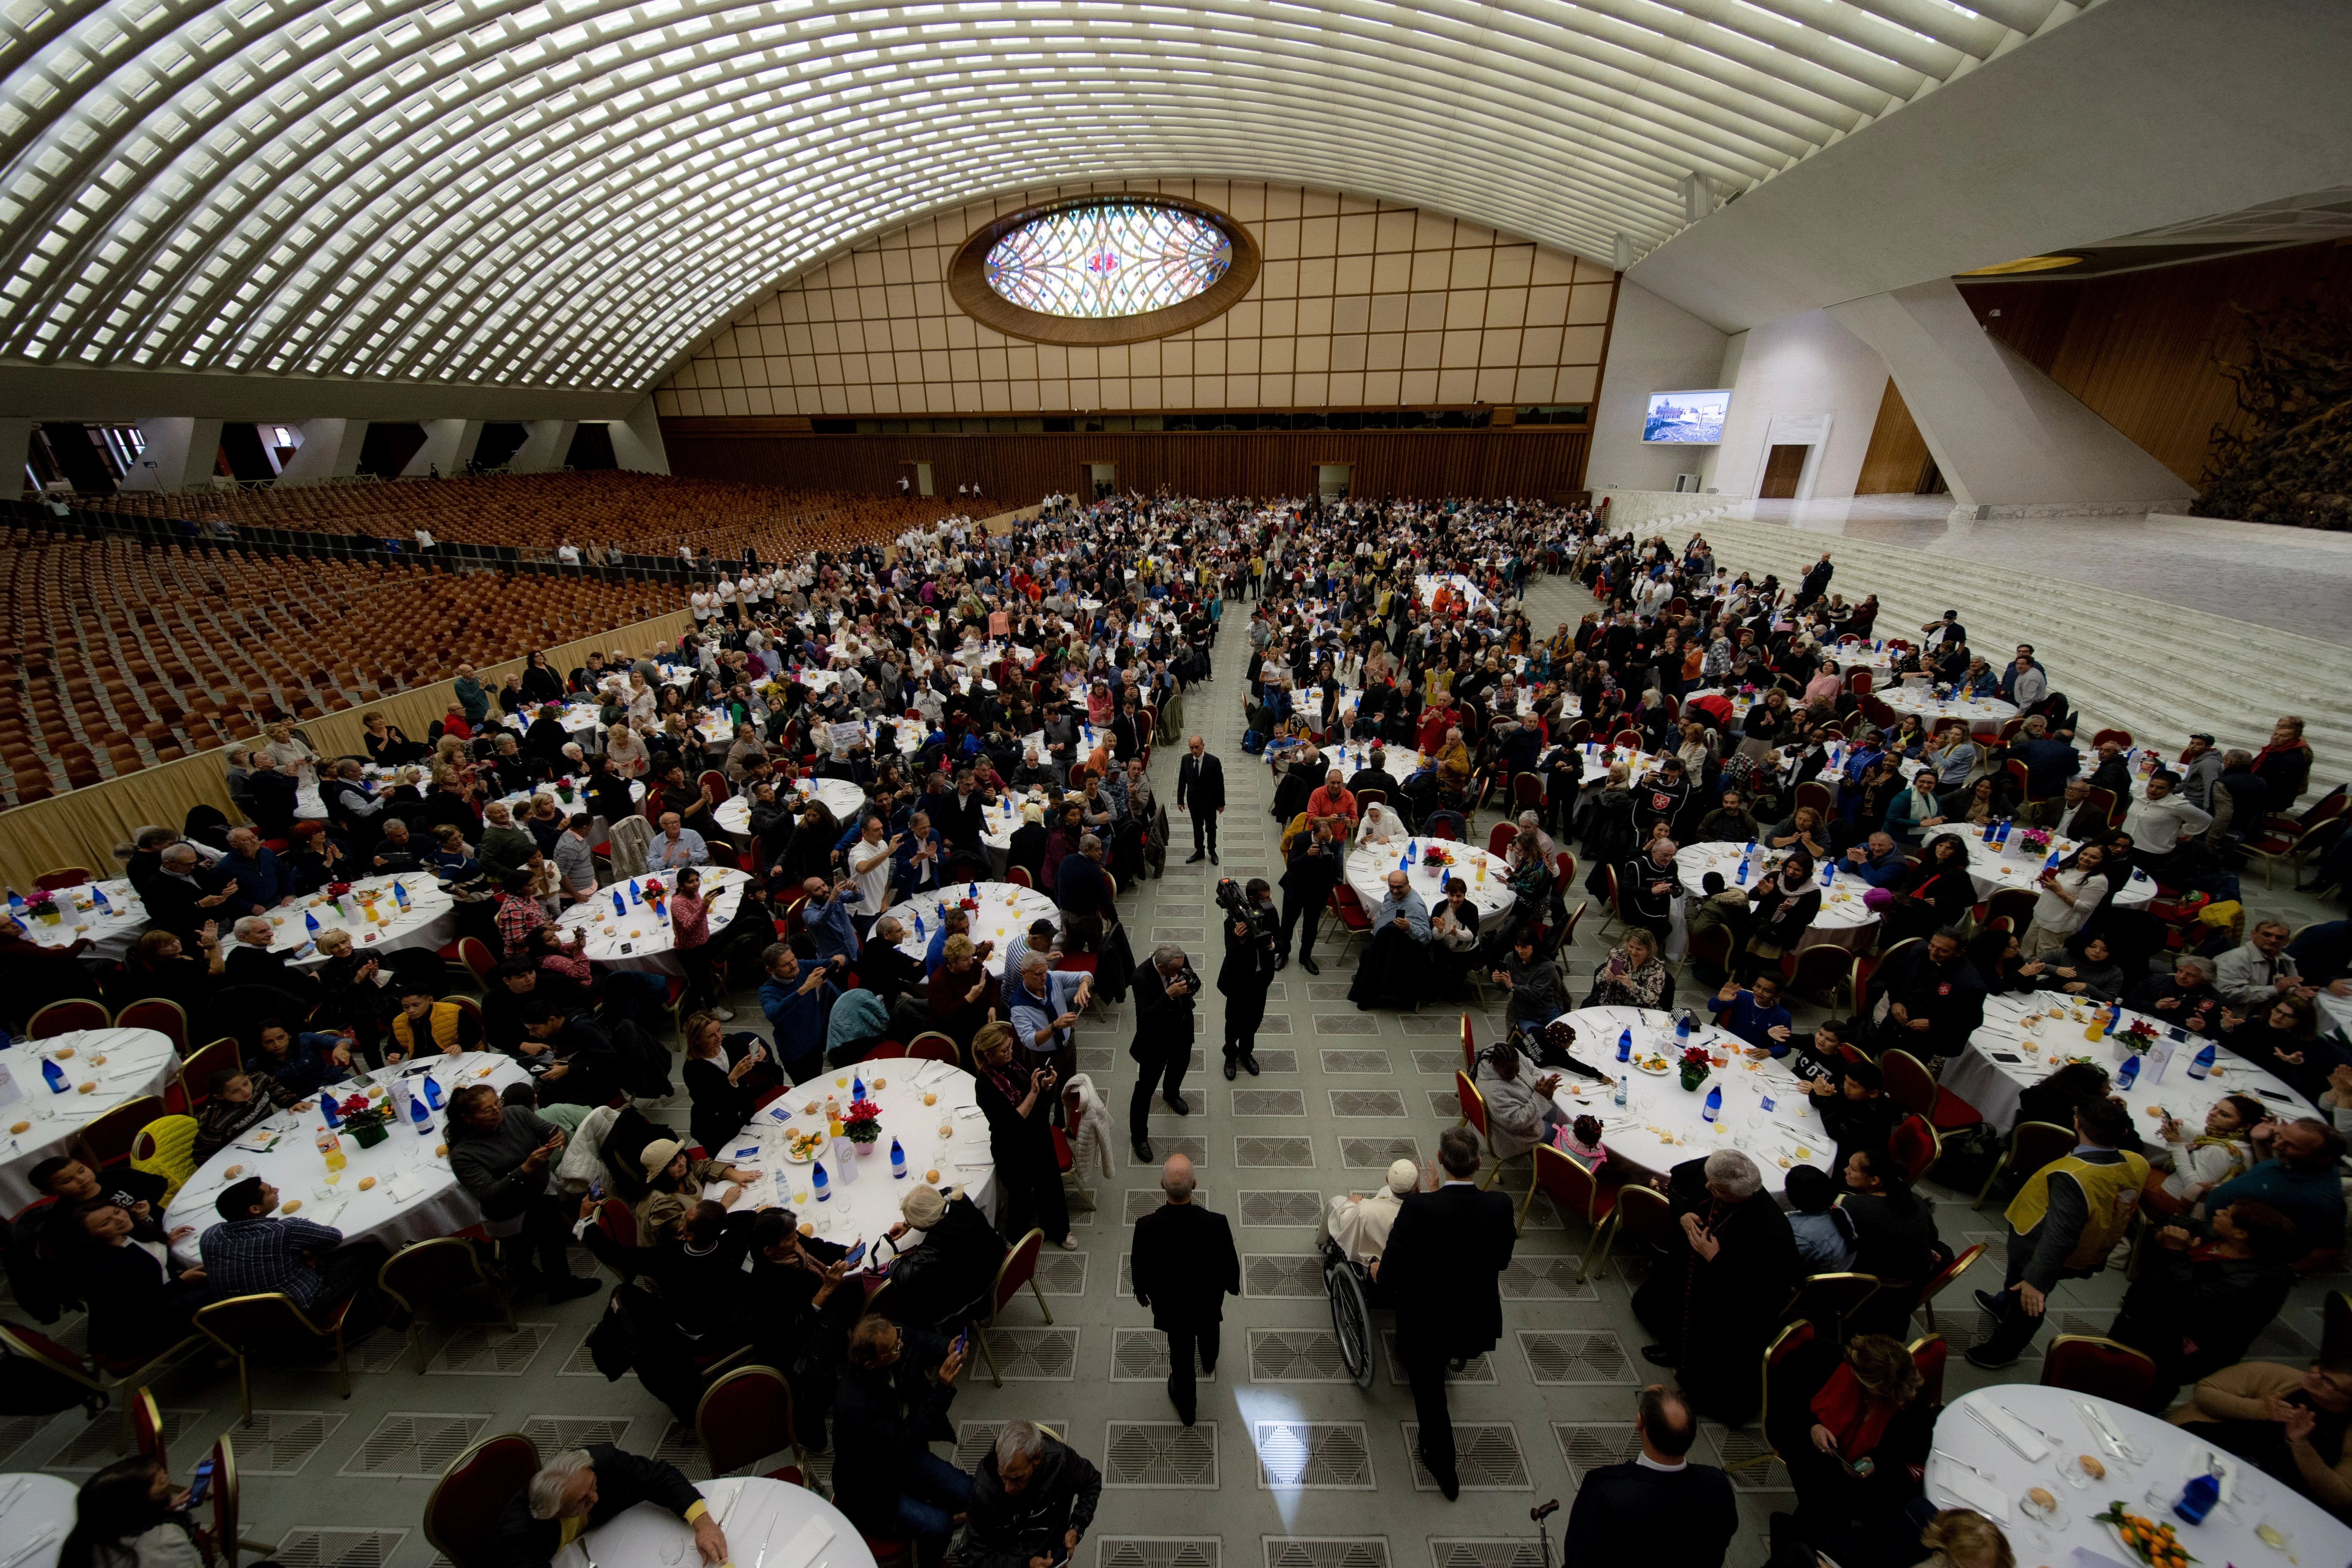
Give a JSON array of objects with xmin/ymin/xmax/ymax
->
[{"xmin": 9, "ymin": 485, "xmax": 2350, "ymax": 1568}]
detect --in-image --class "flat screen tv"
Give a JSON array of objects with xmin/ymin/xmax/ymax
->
[{"xmin": 1642, "ymin": 389, "xmax": 1731, "ymax": 444}]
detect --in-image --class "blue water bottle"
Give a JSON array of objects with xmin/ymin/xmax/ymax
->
[
  {"xmin": 1675, "ymin": 1013, "xmax": 1692, "ymax": 1045},
  {"xmin": 1615, "ymin": 1028, "xmax": 1632, "ymax": 1063},
  {"xmin": 1735, "ymin": 858, "xmax": 1749, "ymax": 885},
  {"xmin": 628, "ymin": 879, "xmax": 642, "ymax": 906},
  {"xmin": 410, "ymin": 1091, "xmax": 433, "ymax": 1136},
  {"xmin": 913, "ymin": 912, "xmax": 926, "ymax": 939},
  {"xmin": 1703, "ymin": 1084, "xmax": 1723, "ymax": 1124},
  {"xmin": 2174, "ymin": 1472, "xmax": 2219, "ymax": 1526},
  {"xmin": 851, "ymin": 1072, "xmax": 867, "ymax": 1102},
  {"xmin": 305, "ymin": 908, "xmax": 322, "ymax": 937},
  {"xmin": 2187, "ymin": 1041, "xmax": 2216, "ymax": 1080},
  {"xmin": 422, "ymin": 1075, "xmax": 445, "ymax": 1110},
  {"xmin": 40, "ymin": 1057, "xmax": 68, "ymax": 1094},
  {"xmin": 812, "ymin": 1161, "xmax": 830, "ymax": 1201},
  {"xmin": 92, "ymin": 886, "xmax": 110, "ymax": 916},
  {"xmin": 319, "ymin": 1091, "xmax": 342, "ymax": 1127},
  {"xmin": 2116, "ymin": 1054, "xmax": 2141, "ymax": 1090},
  {"xmin": 611, "ymin": 890, "xmax": 625, "ymax": 917},
  {"xmin": 890, "ymin": 1137, "xmax": 907, "ymax": 1179}
]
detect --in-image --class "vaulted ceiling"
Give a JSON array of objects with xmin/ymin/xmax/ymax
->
[{"xmin": 0, "ymin": 0, "xmax": 2085, "ymax": 392}]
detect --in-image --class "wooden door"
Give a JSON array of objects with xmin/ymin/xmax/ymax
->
[{"xmin": 1760, "ymin": 444, "xmax": 1809, "ymax": 499}]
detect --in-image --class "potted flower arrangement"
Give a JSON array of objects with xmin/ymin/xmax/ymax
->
[
  {"xmin": 23, "ymin": 888, "xmax": 59, "ymax": 925},
  {"xmin": 641, "ymin": 877, "xmax": 667, "ymax": 917},
  {"xmin": 841, "ymin": 1096, "xmax": 882, "ymax": 1154},
  {"xmin": 1421, "ymin": 845, "xmax": 1455, "ymax": 869},
  {"xmin": 2116, "ymin": 1017, "xmax": 2160, "ymax": 1060},
  {"xmin": 2017, "ymin": 827, "xmax": 2053, "ymax": 857},
  {"xmin": 1678, "ymin": 1045, "xmax": 1712, "ymax": 1093},
  {"xmin": 331, "ymin": 1090, "xmax": 396, "ymax": 1148}
]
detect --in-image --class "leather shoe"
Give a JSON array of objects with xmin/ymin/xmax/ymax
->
[
  {"xmin": 1421, "ymin": 1455, "xmax": 1461, "ymax": 1501},
  {"xmin": 1163, "ymin": 1092, "xmax": 1190, "ymax": 1115},
  {"xmin": 1640, "ymin": 1344, "xmax": 1680, "ymax": 1368},
  {"xmin": 1185, "ymin": 852, "xmax": 1206, "ymax": 864},
  {"xmin": 1222, "ymin": 1057, "xmax": 1238, "ymax": 1081},
  {"xmin": 1240, "ymin": 1054, "xmax": 1261, "ymax": 1077},
  {"xmin": 1273, "ymin": 953, "xmax": 1289, "ymax": 971},
  {"xmin": 1973, "ymin": 1289, "xmax": 2006, "ymax": 1318},
  {"xmin": 1210, "ymin": 850, "xmax": 1219, "ymax": 864},
  {"xmin": 1299, "ymin": 955, "xmax": 1320, "ymax": 975},
  {"xmin": 1132, "ymin": 1139, "xmax": 1155, "ymax": 1163}
]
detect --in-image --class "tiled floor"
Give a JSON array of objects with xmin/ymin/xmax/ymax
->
[{"xmin": 6, "ymin": 560, "xmax": 2344, "ymax": 1568}]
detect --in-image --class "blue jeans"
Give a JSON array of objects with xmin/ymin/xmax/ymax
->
[{"xmin": 890, "ymin": 1450, "xmax": 974, "ymax": 1560}]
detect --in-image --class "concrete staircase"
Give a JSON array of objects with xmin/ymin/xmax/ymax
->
[{"xmin": 1660, "ymin": 513, "xmax": 2351, "ymax": 800}]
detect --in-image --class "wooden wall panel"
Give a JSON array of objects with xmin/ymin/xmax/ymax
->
[
  {"xmin": 1957, "ymin": 240, "xmax": 2352, "ymax": 490},
  {"xmin": 661, "ymin": 425, "xmax": 1591, "ymax": 502},
  {"xmin": 1854, "ymin": 377, "xmax": 1932, "ymax": 495}
]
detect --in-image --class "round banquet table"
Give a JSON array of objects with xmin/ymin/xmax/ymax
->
[
  {"xmin": 1875, "ymin": 680, "xmax": 2016, "ymax": 733},
  {"xmin": 709, "ymin": 776, "xmax": 870, "ymax": 836},
  {"xmin": 9, "ymin": 878, "xmax": 147, "ymax": 962},
  {"xmin": 559, "ymin": 1476, "xmax": 877, "ymax": 1568},
  {"xmin": 497, "ymin": 700, "xmax": 605, "ymax": 742},
  {"xmin": 1343, "ymin": 837, "xmax": 1516, "ymax": 934},
  {"xmin": 1415, "ymin": 572, "xmax": 1489, "ymax": 616},
  {"xmin": 1942, "ymin": 991, "xmax": 2318, "ymax": 1134},
  {"xmin": 163, "ymin": 1052, "xmax": 531, "ymax": 1270},
  {"xmin": 1922, "ymin": 824, "xmax": 2158, "ymax": 911},
  {"xmin": 882, "ymin": 884, "xmax": 1061, "ymax": 962},
  {"xmin": 723, "ymin": 1059, "xmax": 999, "ymax": 1247},
  {"xmin": 1925, "ymin": 1384, "xmax": 2351, "ymax": 1568},
  {"xmin": 0, "ymin": 1472, "xmax": 76, "ymax": 1568},
  {"xmin": 1541, "ymin": 1006, "xmax": 1831, "ymax": 1198},
  {"xmin": 262, "ymin": 873, "xmax": 459, "ymax": 968},
  {"xmin": 0, "ymin": 1028, "xmax": 184, "ymax": 1212},
  {"xmin": 979, "ymin": 791, "xmax": 1047, "ymax": 879},
  {"xmin": 1667, "ymin": 843, "xmax": 1880, "ymax": 957},
  {"xmin": 552, "ymin": 867, "xmax": 752, "ymax": 976},
  {"xmin": 1315, "ymin": 738, "xmax": 1427, "ymax": 785}
]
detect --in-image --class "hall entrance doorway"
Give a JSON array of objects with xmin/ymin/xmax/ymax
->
[
  {"xmin": 1086, "ymin": 462, "xmax": 1116, "ymax": 499},
  {"xmin": 1316, "ymin": 462, "xmax": 1352, "ymax": 499},
  {"xmin": 1759, "ymin": 444, "xmax": 1809, "ymax": 499}
]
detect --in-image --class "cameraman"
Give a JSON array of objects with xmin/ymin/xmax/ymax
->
[
  {"xmin": 1128, "ymin": 943, "xmax": 1198, "ymax": 1164},
  {"xmin": 1217, "ymin": 878, "xmax": 1280, "ymax": 1080}
]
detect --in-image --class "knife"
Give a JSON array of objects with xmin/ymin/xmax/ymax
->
[{"xmin": 1964, "ymin": 1403, "xmax": 2040, "ymax": 1461}]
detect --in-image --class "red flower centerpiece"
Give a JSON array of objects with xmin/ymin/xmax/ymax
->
[
  {"xmin": 641, "ymin": 877, "xmax": 667, "ymax": 917},
  {"xmin": 2119, "ymin": 1018, "xmax": 2159, "ymax": 1050},
  {"xmin": 1422, "ymin": 845, "xmax": 1454, "ymax": 869},
  {"xmin": 334, "ymin": 1090, "xmax": 396, "ymax": 1147},
  {"xmin": 841, "ymin": 1097, "xmax": 882, "ymax": 1152},
  {"xmin": 1678, "ymin": 1045, "xmax": 1713, "ymax": 1092}
]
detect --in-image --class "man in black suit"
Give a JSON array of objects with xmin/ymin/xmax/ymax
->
[
  {"xmin": 1175, "ymin": 735, "xmax": 1224, "ymax": 864},
  {"xmin": 140, "ymin": 843, "xmax": 242, "ymax": 943},
  {"xmin": 1127, "ymin": 943, "xmax": 1198, "ymax": 1161},
  {"xmin": 494, "ymin": 1441, "xmax": 727, "ymax": 1568},
  {"xmin": 1561, "ymin": 1385, "xmax": 1737, "ymax": 1568},
  {"xmin": 1129, "ymin": 1154, "xmax": 1240, "ymax": 1427},
  {"xmin": 1374, "ymin": 1125, "xmax": 1516, "ymax": 1500},
  {"xmin": 1276, "ymin": 819, "xmax": 1343, "ymax": 976},
  {"xmin": 1795, "ymin": 551, "xmax": 1833, "ymax": 611}
]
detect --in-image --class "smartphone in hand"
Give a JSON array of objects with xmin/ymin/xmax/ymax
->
[
  {"xmin": 842, "ymin": 1240, "xmax": 869, "ymax": 1267},
  {"xmin": 187, "ymin": 1458, "xmax": 217, "ymax": 1507}
]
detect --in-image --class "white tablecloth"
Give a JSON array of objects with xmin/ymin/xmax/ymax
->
[
  {"xmin": 0, "ymin": 1029, "xmax": 183, "ymax": 1212},
  {"xmin": 1942, "ymin": 992, "xmax": 2318, "ymax": 1133},
  {"xmin": 0, "ymin": 1472, "xmax": 76, "ymax": 1568},
  {"xmin": 883, "ymin": 885, "xmax": 1060, "ymax": 961},
  {"xmin": 1344, "ymin": 837, "xmax": 1516, "ymax": 933},
  {"xmin": 1415, "ymin": 572, "xmax": 1489, "ymax": 616},
  {"xmin": 1922, "ymin": 824, "xmax": 2158, "ymax": 910},
  {"xmin": 1877, "ymin": 681, "xmax": 2017, "ymax": 732},
  {"xmin": 1926, "ymin": 1385, "xmax": 2352, "ymax": 1568},
  {"xmin": 264, "ymin": 874, "xmax": 459, "ymax": 968},
  {"xmin": 552, "ymin": 868, "xmax": 751, "ymax": 976},
  {"xmin": 163, "ymin": 1053, "xmax": 530, "ymax": 1268},
  {"xmin": 11, "ymin": 879, "xmax": 146, "ymax": 962},
  {"xmin": 496, "ymin": 701, "xmax": 605, "ymax": 741},
  {"xmin": 495, "ymin": 778, "xmax": 646, "ymax": 818},
  {"xmin": 724, "ymin": 1060, "xmax": 998, "ymax": 1251},
  {"xmin": 562, "ymin": 1477, "xmax": 876, "ymax": 1568},
  {"xmin": 717, "ymin": 778, "xmax": 873, "ymax": 842},
  {"xmin": 1542, "ymin": 1005, "xmax": 1829, "ymax": 1197},
  {"xmin": 1669, "ymin": 843, "xmax": 1879, "ymax": 956}
]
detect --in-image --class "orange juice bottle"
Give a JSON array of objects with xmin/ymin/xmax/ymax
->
[{"xmin": 317, "ymin": 1127, "xmax": 347, "ymax": 1173}]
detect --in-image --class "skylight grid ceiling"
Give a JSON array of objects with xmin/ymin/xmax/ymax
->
[
  {"xmin": 986, "ymin": 202, "xmax": 1233, "ymax": 318},
  {"xmin": 0, "ymin": 0, "xmax": 2082, "ymax": 391}
]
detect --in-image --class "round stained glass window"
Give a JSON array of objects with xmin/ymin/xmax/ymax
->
[{"xmin": 984, "ymin": 202, "xmax": 1234, "ymax": 318}]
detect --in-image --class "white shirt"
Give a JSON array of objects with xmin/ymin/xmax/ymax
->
[
  {"xmin": 556, "ymin": 544, "xmax": 580, "ymax": 564},
  {"xmin": 2122, "ymin": 792, "xmax": 2212, "ymax": 854},
  {"xmin": 689, "ymin": 590, "xmax": 714, "ymax": 619},
  {"xmin": 716, "ymin": 578, "xmax": 738, "ymax": 604}
]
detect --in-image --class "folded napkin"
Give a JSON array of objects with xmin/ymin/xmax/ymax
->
[
  {"xmin": 1972, "ymin": 1402, "xmax": 2052, "ymax": 1462},
  {"xmin": 382, "ymin": 1172, "xmax": 429, "ymax": 1205},
  {"xmin": 771, "ymin": 1517, "xmax": 836, "ymax": 1568}
]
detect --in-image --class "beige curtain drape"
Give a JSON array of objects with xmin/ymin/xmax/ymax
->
[{"xmin": 1, "ymin": 608, "xmax": 697, "ymax": 891}]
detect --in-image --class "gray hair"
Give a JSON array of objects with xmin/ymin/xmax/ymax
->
[
  {"xmin": 1151, "ymin": 942, "xmax": 1188, "ymax": 969},
  {"xmin": 233, "ymin": 916, "xmax": 273, "ymax": 943},
  {"xmin": 161, "ymin": 843, "xmax": 199, "ymax": 867},
  {"xmin": 1702, "ymin": 1148, "xmax": 1762, "ymax": 1200},
  {"xmin": 875, "ymin": 918, "xmax": 903, "ymax": 943},
  {"xmin": 1518, "ymin": 811, "xmax": 1540, "ymax": 827},
  {"xmin": 994, "ymin": 1419, "xmax": 1044, "ymax": 1469},
  {"xmin": 1021, "ymin": 951, "xmax": 1050, "ymax": 974},
  {"xmin": 1078, "ymin": 833, "xmax": 1102, "ymax": 855},
  {"xmin": 2174, "ymin": 954, "xmax": 2213, "ymax": 979},
  {"xmin": 527, "ymin": 1449, "xmax": 594, "ymax": 1519}
]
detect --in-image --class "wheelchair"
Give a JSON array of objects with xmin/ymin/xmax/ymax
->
[{"xmin": 1318, "ymin": 1237, "xmax": 1391, "ymax": 1390}]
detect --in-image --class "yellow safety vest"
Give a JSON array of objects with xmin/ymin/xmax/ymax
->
[{"xmin": 2004, "ymin": 1152, "xmax": 2149, "ymax": 1270}]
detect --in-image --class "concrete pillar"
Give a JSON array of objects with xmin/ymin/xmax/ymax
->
[
  {"xmin": 1825, "ymin": 279, "xmax": 2193, "ymax": 513},
  {"xmin": 118, "ymin": 417, "xmax": 225, "ymax": 493},
  {"xmin": 403, "ymin": 420, "xmax": 480, "ymax": 478},
  {"xmin": 607, "ymin": 397, "xmax": 671, "ymax": 474},
  {"xmin": 0, "ymin": 417, "xmax": 30, "ymax": 493},
  {"xmin": 272, "ymin": 418, "xmax": 364, "ymax": 487},
  {"xmin": 507, "ymin": 420, "xmax": 577, "ymax": 474}
]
